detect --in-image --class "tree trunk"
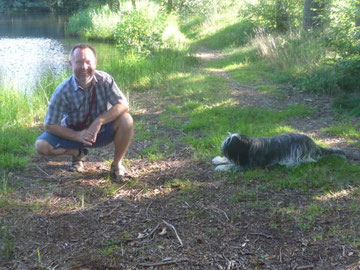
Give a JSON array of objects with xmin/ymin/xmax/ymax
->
[
  {"xmin": 356, "ymin": 1, "xmax": 360, "ymax": 27},
  {"xmin": 311, "ymin": 0, "xmax": 325, "ymax": 29},
  {"xmin": 303, "ymin": 0, "xmax": 326, "ymax": 31},
  {"xmin": 302, "ymin": 0, "xmax": 313, "ymax": 31},
  {"xmin": 167, "ymin": 0, "xmax": 173, "ymax": 14},
  {"xmin": 131, "ymin": 0, "xmax": 136, "ymax": 10},
  {"xmin": 275, "ymin": 0, "xmax": 289, "ymax": 32},
  {"xmin": 107, "ymin": 0, "xmax": 120, "ymax": 11}
]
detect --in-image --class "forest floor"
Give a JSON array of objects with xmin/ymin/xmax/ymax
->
[{"xmin": 1, "ymin": 48, "xmax": 360, "ymax": 270}]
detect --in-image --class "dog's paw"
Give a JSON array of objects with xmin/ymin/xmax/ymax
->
[
  {"xmin": 215, "ymin": 164, "xmax": 239, "ymax": 172},
  {"xmin": 212, "ymin": 156, "xmax": 230, "ymax": 165}
]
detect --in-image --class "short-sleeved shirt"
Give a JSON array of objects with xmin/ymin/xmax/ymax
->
[{"xmin": 44, "ymin": 70, "xmax": 127, "ymax": 127}]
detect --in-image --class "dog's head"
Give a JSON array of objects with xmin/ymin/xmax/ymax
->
[{"xmin": 222, "ymin": 133, "xmax": 251, "ymax": 166}]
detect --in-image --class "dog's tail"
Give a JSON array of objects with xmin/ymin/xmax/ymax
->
[{"xmin": 319, "ymin": 147, "xmax": 346, "ymax": 159}]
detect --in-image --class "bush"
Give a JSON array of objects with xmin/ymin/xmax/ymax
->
[
  {"xmin": 170, "ymin": 0, "xmax": 236, "ymax": 17},
  {"xmin": 114, "ymin": 9, "xmax": 167, "ymax": 55},
  {"xmin": 239, "ymin": 0, "xmax": 303, "ymax": 32},
  {"xmin": 66, "ymin": 5, "xmax": 121, "ymax": 41}
]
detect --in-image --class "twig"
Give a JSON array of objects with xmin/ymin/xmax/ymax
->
[
  {"xmin": 279, "ymin": 246, "xmax": 283, "ymax": 263},
  {"xmin": 295, "ymin": 265, "xmax": 314, "ymax": 270},
  {"xmin": 146, "ymin": 202, "xmax": 153, "ymax": 219},
  {"xmin": 137, "ymin": 258, "xmax": 189, "ymax": 267},
  {"xmin": 147, "ymin": 223, "xmax": 160, "ymax": 238},
  {"xmin": 211, "ymin": 206, "xmax": 229, "ymax": 221},
  {"xmin": 248, "ymin": 232, "xmax": 273, "ymax": 239},
  {"xmin": 99, "ymin": 205, "xmax": 120, "ymax": 219},
  {"xmin": 163, "ymin": 220, "xmax": 183, "ymax": 247},
  {"xmin": 35, "ymin": 165, "xmax": 58, "ymax": 181}
]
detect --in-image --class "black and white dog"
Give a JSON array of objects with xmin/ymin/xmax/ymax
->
[{"xmin": 212, "ymin": 133, "xmax": 346, "ymax": 171}]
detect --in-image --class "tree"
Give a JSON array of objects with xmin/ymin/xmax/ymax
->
[
  {"xmin": 302, "ymin": 0, "xmax": 327, "ymax": 31},
  {"xmin": 167, "ymin": 0, "xmax": 173, "ymax": 13},
  {"xmin": 131, "ymin": 0, "xmax": 136, "ymax": 10},
  {"xmin": 275, "ymin": 0, "xmax": 290, "ymax": 32},
  {"xmin": 356, "ymin": 1, "xmax": 360, "ymax": 27}
]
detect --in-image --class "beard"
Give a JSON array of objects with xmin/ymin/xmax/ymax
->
[{"xmin": 75, "ymin": 70, "xmax": 95, "ymax": 88}]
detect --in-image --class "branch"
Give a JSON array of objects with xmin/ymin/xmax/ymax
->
[
  {"xmin": 163, "ymin": 220, "xmax": 183, "ymax": 247},
  {"xmin": 137, "ymin": 258, "xmax": 189, "ymax": 267}
]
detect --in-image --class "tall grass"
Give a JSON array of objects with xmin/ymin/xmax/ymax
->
[
  {"xmin": 250, "ymin": 29, "xmax": 328, "ymax": 78},
  {"xmin": 99, "ymin": 48, "xmax": 197, "ymax": 92},
  {"xmin": 0, "ymin": 86, "xmax": 39, "ymax": 170},
  {"xmin": 66, "ymin": 5, "xmax": 120, "ymax": 41},
  {"xmin": 0, "ymin": 74, "xmax": 63, "ymax": 171},
  {"xmin": 248, "ymin": 28, "xmax": 360, "ymax": 115}
]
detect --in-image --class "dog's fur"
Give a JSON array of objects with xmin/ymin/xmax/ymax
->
[{"xmin": 212, "ymin": 133, "xmax": 346, "ymax": 171}]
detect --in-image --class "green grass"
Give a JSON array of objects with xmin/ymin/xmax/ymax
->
[
  {"xmin": 181, "ymin": 104, "xmax": 312, "ymax": 158},
  {"xmin": 99, "ymin": 49, "xmax": 197, "ymax": 92},
  {"xmin": 0, "ymin": 87, "xmax": 43, "ymax": 170},
  {"xmin": 321, "ymin": 119, "xmax": 360, "ymax": 146},
  {"xmin": 164, "ymin": 178, "xmax": 203, "ymax": 201}
]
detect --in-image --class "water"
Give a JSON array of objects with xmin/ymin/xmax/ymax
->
[
  {"xmin": 0, "ymin": 13, "xmax": 110, "ymax": 93},
  {"xmin": 0, "ymin": 37, "xmax": 67, "ymax": 91}
]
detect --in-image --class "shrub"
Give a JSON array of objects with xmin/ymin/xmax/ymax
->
[
  {"xmin": 114, "ymin": 9, "xmax": 167, "ymax": 55},
  {"xmin": 66, "ymin": 5, "xmax": 121, "ymax": 41}
]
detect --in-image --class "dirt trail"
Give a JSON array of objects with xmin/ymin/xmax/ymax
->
[{"xmin": 1, "ymin": 49, "xmax": 360, "ymax": 270}]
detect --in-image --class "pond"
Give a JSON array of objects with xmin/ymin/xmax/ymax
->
[{"xmin": 0, "ymin": 12, "xmax": 115, "ymax": 93}]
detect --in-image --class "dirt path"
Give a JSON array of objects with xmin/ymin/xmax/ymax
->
[{"xmin": 1, "ymin": 49, "xmax": 360, "ymax": 270}]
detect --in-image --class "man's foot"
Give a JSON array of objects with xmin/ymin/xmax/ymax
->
[
  {"xmin": 110, "ymin": 162, "xmax": 131, "ymax": 182},
  {"xmin": 67, "ymin": 148, "xmax": 88, "ymax": 172}
]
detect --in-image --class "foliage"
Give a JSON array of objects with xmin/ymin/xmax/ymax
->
[
  {"xmin": 321, "ymin": 0, "xmax": 360, "ymax": 57},
  {"xmin": 66, "ymin": 5, "xmax": 120, "ymax": 40},
  {"xmin": 169, "ymin": 0, "xmax": 236, "ymax": 17},
  {"xmin": 0, "ymin": 87, "xmax": 40, "ymax": 170},
  {"xmin": 114, "ymin": 8, "xmax": 167, "ymax": 55},
  {"xmin": 240, "ymin": 0, "xmax": 303, "ymax": 32}
]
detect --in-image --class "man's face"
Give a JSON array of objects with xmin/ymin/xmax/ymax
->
[{"xmin": 69, "ymin": 47, "xmax": 97, "ymax": 88}]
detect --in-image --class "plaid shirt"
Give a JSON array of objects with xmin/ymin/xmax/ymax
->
[{"xmin": 44, "ymin": 70, "xmax": 127, "ymax": 127}]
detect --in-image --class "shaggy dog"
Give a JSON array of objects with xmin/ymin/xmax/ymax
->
[{"xmin": 212, "ymin": 133, "xmax": 346, "ymax": 172}]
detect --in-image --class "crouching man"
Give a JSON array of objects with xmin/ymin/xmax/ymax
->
[{"xmin": 35, "ymin": 43, "xmax": 133, "ymax": 182}]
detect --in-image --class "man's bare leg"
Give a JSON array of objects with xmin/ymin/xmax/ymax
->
[
  {"xmin": 35, "ymin": 140, "xmax": 79, "ymax": 157},
  {"xmin": 112, "ymin": 112, "xmax": 134, "ymax": 173}
]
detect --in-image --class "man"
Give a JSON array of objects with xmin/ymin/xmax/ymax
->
[{"xmin": 35, "ymin": 43, "xmax": 133, "ymax": 182}]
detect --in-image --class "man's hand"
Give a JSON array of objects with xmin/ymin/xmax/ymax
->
[
  {"xmin": 75, "ymin": 120, "xmax": 101, "ymax": 145},
  {"xmin": 76, "ymin": 129, "xmax": 97, "ymax": 146},
  {"xmin": 87, "ymin": 119, "xmax": 102, "ymax": 143},
  {"xmin": 76, "ymin": 118, "xmax": 105, "ymax": 145}
]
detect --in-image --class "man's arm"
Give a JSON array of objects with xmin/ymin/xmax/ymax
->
[
  {"xmin": 87, "ymin": 101, "xmax": 129, "ymax": 143},
  {"xmin": 45, "ymin": 100, "xmax": 129, "ymax": 146},
  {"xmin": 91, "ymin": 101, "xmax": 129, "ymax": 129},
  {"xmin": 45, "ymin": 123, "xmax": 95, "ymax": 145}
]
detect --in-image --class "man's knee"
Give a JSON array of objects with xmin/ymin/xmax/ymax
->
[
  {"xmin": 114, "ymin": 112, "xmax": 134, "ymax": 133},
  {"xmin": 35, "ymin": 139, "xmax": 53, "ymax": 156}
]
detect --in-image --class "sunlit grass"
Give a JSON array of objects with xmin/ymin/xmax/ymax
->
[
  {"xmin": 321, "ymin": 119, "xmax": 360, "ymax": 146},
  {"xmin": 181, "ymin": 104, "xmax": 312, "ymax": 158},
  {"xmin": 100, "ymin": 50, "xmax": 196, "ymax": 91},
  {"xmin": 0, "ymin": 86, "xmax": 44, "ymax": 170}
]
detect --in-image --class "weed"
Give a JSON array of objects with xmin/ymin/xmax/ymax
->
[
  {"xmin": 0, "ymin": 174, "xmax": 11, "ymax": 206},
  {"xmin": 232, "ymin": 189, "xmax": 258, "ymax": 203},
  {"xmin": 0, "ymin": 221, "xmax": 14, "ymax": 260}
]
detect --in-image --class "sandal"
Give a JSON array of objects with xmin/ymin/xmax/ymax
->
[
  {"xmin": 110, "ymin": 162, "xmax": 131, "ymax": 182},
  {"xmin": 67, "ymin": 148, "xmax": 89, "ymax": 172}
]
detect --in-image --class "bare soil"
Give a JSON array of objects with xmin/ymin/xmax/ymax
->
[{"xmin": 1, "ymin": 49, "xmax": 360, "ymax": 270}]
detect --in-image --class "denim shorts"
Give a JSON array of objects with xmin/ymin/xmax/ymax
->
[{"xmin": 37, "ymin": 121, "xmax": 115, "ymax": 149}]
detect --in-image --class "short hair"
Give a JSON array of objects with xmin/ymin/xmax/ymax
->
[{"xmin": 69, "ymin": 43, "xmax": 97, "ymax": 61}]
